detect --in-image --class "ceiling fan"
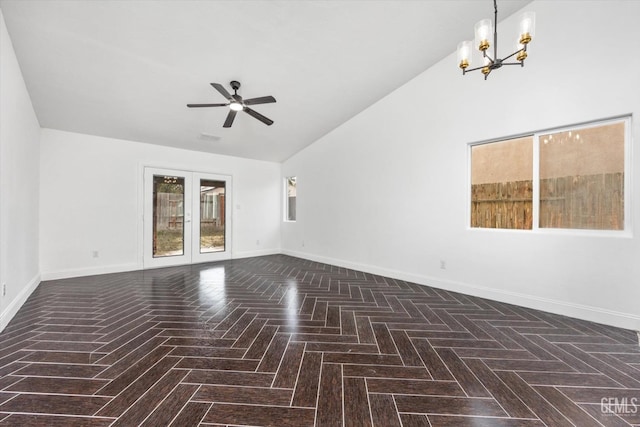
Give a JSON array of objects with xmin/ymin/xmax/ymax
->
[{"xmin": 187, "ymin": 81, "xmax": 276, "ymax": 128}]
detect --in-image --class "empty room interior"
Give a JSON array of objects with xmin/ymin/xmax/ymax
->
[{"xmin": 1, "ymin": 0, "xmax": 639, "ymax": 426}]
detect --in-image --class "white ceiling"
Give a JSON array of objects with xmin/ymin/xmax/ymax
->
[{"xmin": 0, "ymin": 0, "xmax": 531, "ymax": 162}]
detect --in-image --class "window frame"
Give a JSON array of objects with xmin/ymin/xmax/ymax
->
[{"xmin": 467, "ymin": 115, "xmax": 632, "ymax": 237}]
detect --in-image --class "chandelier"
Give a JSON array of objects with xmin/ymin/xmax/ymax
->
[{"xmin": 457, "ymin": 0, "xmax": 535, "ymax": 79}]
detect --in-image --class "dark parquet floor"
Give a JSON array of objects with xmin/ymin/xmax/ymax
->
[{"xmin": 0, "ymin": 254, "xmax": 638, "ymax": 426}]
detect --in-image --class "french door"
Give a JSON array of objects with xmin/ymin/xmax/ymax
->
[{"xmin": 143, "ymin": 167, "xmax": 231, "ymax": 268}]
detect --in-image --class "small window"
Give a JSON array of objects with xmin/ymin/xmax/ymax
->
[
  {"xmin": 285, "ymin": 176, "xmax": 297, "ymax": 221},
  {"xmin": 470, "ymin": 117, "xmax": 629, "ymax": 232},
  {"xmin": 471, "ymin": 136, "xmax": 533, "ymax": 230}
]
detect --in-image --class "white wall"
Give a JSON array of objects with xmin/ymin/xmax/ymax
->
[
  {"xmin": 282, "ymin": 1, "xmax": 640, "ymax": 330},
  {"xmin": 40, "ymin": 129, "xmax": 281, "ymax": 279},
  {"xmin": 0, "ymin": 9, "xmax": 41, "ymax": 331}
]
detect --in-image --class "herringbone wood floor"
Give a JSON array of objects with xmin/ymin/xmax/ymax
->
[{"xmin": 0, "ymin": 255, "xmax": 638, "ymax": 426}]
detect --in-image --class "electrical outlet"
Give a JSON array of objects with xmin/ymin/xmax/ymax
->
[
  {"xmin": 256, "ymin": 239, "xmax": 260, "ymax": 246},
  {"xmin": 92, "ymin": 250, "xmax": 99, "ymax": 258},
  {"xmin": 2, "ymin": 283, "xmax": 6, "ymax": 297},
  {"xmin": 440, "ymin": 260, "xmax": 446, "ymax": 270}
]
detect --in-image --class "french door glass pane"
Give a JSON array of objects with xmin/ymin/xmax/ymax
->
[
  {"xmin": 153, "ymin": 175, "xmax": 185, "ymax": 257},
  {"xmin": 200, "ymin": 179, "xmax": 225, "ymax": 253}
]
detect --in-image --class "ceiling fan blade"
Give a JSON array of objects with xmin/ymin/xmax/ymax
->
[
  {"xmin": 223, "ymin": 110, "xmax": 238, "ymax": 128},
  {"xmin": 211, "ymin": 83, "xmax": 233, "ymax": 101},
  {"xmin": 244, "ymin": 107, "xmax": 274, "ymax": 126},
  {"xmin": 243, "ymin": 96, "xmax": 276, "ymax": 106},
  {"xmin": 187, "ymin": 103, "xmax": 228, "ymax": 108}
]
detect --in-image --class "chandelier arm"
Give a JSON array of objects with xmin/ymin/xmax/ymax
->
[
  {"xmin": 500, "ymin": 62, "xmax": 526, "ymax": 66},
  {"xmin": 464, "ymin": 64, "xmax": 492, "ymax": 73},
  {"xmin": 502, "ymin": 49, "xmax": 524, "ymax": 62}
]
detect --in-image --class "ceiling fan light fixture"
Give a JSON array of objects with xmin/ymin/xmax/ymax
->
[{"xmin": 229, "ymin": 102, "xmax": 243, "ymax": 111}]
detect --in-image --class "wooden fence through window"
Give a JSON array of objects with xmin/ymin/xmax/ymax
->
[{"xmin": 471, "ymin": 173, "xmax": 624, "ymax": 230}]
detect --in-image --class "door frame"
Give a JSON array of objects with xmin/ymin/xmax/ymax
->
[{"xmin": 140, "ymin": 165, "xmax": 233, "ymax": 269}]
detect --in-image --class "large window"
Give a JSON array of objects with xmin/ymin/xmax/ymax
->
[
  {"xmin": 285, "ymin": 176, "xmax": 297, "ymax": 221},
  {"xmin": 539, "ymin": 122, "xmax": 625, "ymax": 230},
  {"xmin": 470, "ymin": 117, "xmax": 629, "ymax": 232}
]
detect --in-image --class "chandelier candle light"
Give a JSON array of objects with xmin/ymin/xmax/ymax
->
[{"xmin": 457, "ymin": 0, "xmax": 535, "ymax": 79}]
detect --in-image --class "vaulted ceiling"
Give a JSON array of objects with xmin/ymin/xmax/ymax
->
[{"xmin": 0, "ymin": 0, "xmax": 530, "ymax": 162}]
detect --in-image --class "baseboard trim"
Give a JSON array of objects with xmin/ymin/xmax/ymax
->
[
  {"xmin": 281, "ymin": 249, "xmax": 640, "ymax": 332},
  {"xmin": 40, "ymin": 263, "xmax": 141, "ymax": 281},
  {"xmin": 233, "ymin": 249, "xmax": 281, "ymax": 259},
  {"xmin": 39, "ymin": 249, "xmax": 282, "ymax": 281},
  {"xmin": 0, "ymin": 273, "xmax": 40, "ymax": 332}
]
